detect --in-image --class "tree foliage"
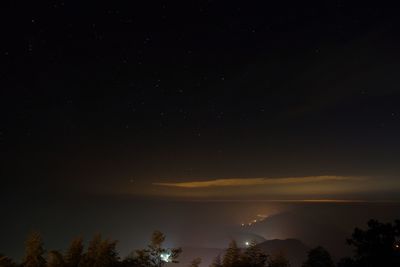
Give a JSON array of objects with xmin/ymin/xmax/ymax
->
[
  {"xmin": 79, "ymin": 235, "xmax": 119, "ymax": 267},
  {"xmin": 0, "ymin": 255, "xmax": 17, "ymax": 267},
  {"xmin": 2, "ymin": 231, "xmax": 185, "ymax": 267},
  {"xmin": 222, "ymin": 240, "xmax": 241, "ymax": 267},
  {"xmin": 210, "ymin": 255, "xmax": 223, "ymax": 267},
  {"xmin": 188, "ymin": 257, "xmax": 201, "ymax": 267},
  {"xmin": 336, "ymin": 258, "xmax": 356, "ymax": 267},
  {"xmin": 47, "ymin": 251, "xmax": 65, "ymax": 267},
  {"xmin": 131, "ymin": 230, "xmax": 181, "ymax": 267},
  {"xmin": 65, "ymin": 238, "xmax": 83, "ymax": 267},
  {"xmin": 6, "ymin": 220, "xmax": 400, "ymax": 267},
  {"xmin": 341, "ymin": 219, "xmax": 400, "ymax": 267},
  {"xmin": 23, "ymin": 232, "xmax": 46, "ymax": 267},
  {"xmin": 241, "ymin": 241, "xmax": 268, "ymax": 267},
  {"xmin": 301, "ymin": 246, "xmax": 334, "ymax": 267},
  {"xmin": 268, "ymin": 252, "xmax": 290, "ymax": 267},
  {"xmin": 217, "ymin": 240, "xmax": 269, "ymax": 267}
]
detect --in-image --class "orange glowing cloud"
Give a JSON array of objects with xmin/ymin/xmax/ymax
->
[{"xmin": 153, "ymin": 175, "xmax": 356, "ymax": 188}]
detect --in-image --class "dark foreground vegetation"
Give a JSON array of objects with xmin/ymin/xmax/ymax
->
[{"xmin": 1, "ymin": 219, "xmax": 400, "ymax": 267}]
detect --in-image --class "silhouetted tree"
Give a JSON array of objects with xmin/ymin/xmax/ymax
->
[
  {"xmin": 47, "ymin": 251, "xmax": 65, "ymax": 267},
  {"xmin": 268, "ymin": 252, "xmax": 290, "ymax": 267},
  {"xmin": 336, "ymin": 258, "xmax": 356, "ymax": 267},
  {"xmin": 125, "ymin": 250, "xmax": 150, "ymax": 267},
  {"xmin": 94, "ymin": 239, "xmax": 119, "ymax": 267},
  {"xmin": 222, "ymin": 240, "xmax": 241, "ymax": 267},
  {"xmin": 79, "ymin": 235, "xmax": 119, "ymax": 267},
  {"xmin": 345, "ymin": 219, "xmax": 400, "ymax": 267},
  {"xmin": 22, "ymin": 232, "xmax": 46, "ymax": 267},
  {"xmin": 133, "ymin": 230, "xmax": 181, "ymax": 267},
  {"xmin": 210, "ymin": 255, "xmax": 222, "ymax": 267},
  {"xmin": 64, "ymin": 238, "xmax": 83, "ymax": 267},
  {"xmin": 302, "ymin": 246, "xmax": 334, "ymax": 267},
  {"xmin": 79, "ymin": 234, "xmax": 102, "ymax": 267},
  {"xmin": 241, "ymin": 241, "xmax": 268, "ymax": 267},
  {"xmin": 188, "ymin": 258, "xmax": 201, "ymax": 267},
  {"xmin": 0, "ymin": 254, "xmax": 17, "ymax": 267}
]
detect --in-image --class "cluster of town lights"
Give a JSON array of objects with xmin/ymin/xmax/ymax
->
[{"xmin": 240, "ymin": 214, "xmax": 268, "ymax": 227}]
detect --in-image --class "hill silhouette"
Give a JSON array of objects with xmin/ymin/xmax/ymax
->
[{"xmin": 248, "ymin": 210, "xmax": 350, "ymax": 258}]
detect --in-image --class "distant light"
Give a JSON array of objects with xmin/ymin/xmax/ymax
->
[
  {"xmin": 241, "ymin": 223, "xmax": 245, "ymax": 227},
  {"xmin": 245, "ymin": 241, "xmax": 250, "ymax": 246},
  {"xmin": 396, "ymin": 244, "xmax": 399, "ymax": 248},
  {"xmin": 253, "ymin": 219, "xmax": 257, "ymax": 223},
  {"xmin": 160, "ymin": 252, "xmax": 171, "ymax": 262}
]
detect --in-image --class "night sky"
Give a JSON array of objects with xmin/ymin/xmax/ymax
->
[{"xmin": 2, "ymin": 0, "xmax": 400, "ymax": 260}]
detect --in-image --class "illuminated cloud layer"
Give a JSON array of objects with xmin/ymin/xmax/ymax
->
[{"xmin": 153, "ymin": 175, "xmax": 354, "ymax": 188}]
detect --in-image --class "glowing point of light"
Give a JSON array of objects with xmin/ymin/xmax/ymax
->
[
  {"xmin": 241, "ymin": 223, "xmax": 245, "ymax": 227},
  {"xmin": 160, "ymin": 253, "xmax": 171, "ymax": 262},
  {"xmin": 245, "ymin": 241, "xmax": 250, "ymax": 246}
]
